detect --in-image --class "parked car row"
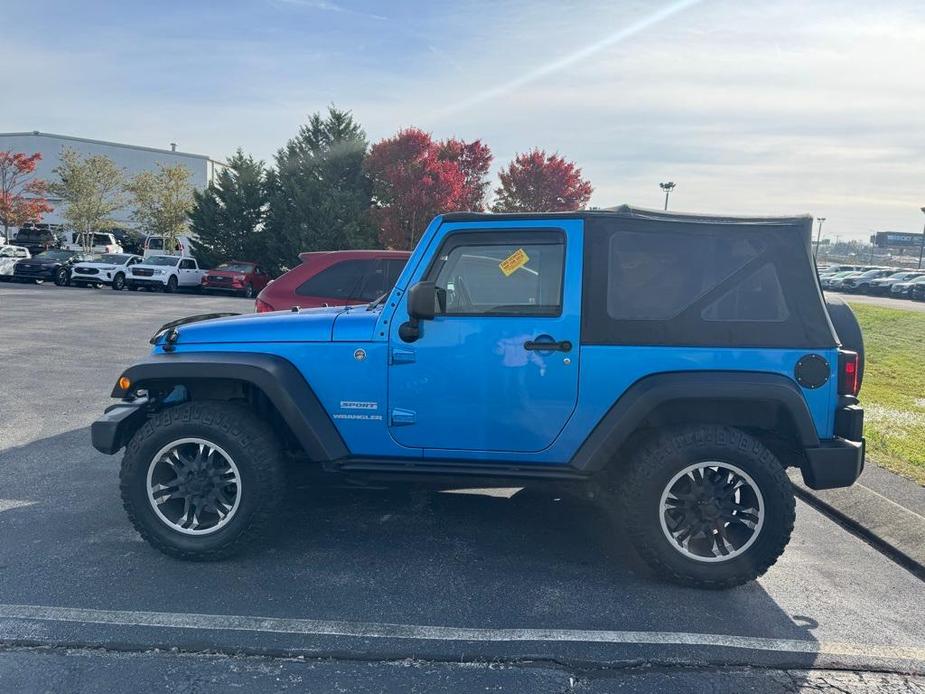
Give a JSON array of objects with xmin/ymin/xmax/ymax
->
[
  {"xmin": 8, "ymin": 225, "xmax": 193, "ymax": 259},
  {"xmin": 2, "ymin": 244, "xmax": 415, "ymax": 310},
  {"xmin": 819, "ymin": 264, "xmax": 925, "ymax": 300},
  {"xmin": 0, "ymin": 248, "xmax": 269, "ymax": 298}
]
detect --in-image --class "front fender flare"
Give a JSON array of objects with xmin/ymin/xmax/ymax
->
[{"xmin": 106, "ymin": 352, "xmax": 349, "ymax": 461}]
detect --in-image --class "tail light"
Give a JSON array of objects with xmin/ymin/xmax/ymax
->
[
  {"xmin": 838, "ymin": 350, "xmax": 859, "ymax": 396},
  {"xmin": 255, "ymin": 298, "xmax": 274, "ymax": 313}
]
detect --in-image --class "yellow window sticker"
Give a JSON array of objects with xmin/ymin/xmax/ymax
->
[{"xmin": 499, "ymin": 248, "xmax": 530, "ymax": 277}]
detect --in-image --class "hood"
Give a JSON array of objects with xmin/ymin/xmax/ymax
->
[
  {"xmin": 154, "ymin": 305, "xmax": 352, "ymax": 348},
  {"xmin": 77, "ymin": 262, "xmax": 118, "ymax": 270},
  {"xmin": 206, "ymin": 269, "xmax": 247, "ymax": 278}
]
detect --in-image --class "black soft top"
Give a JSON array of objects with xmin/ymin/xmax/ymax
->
[
  {"xmin": 444, "ymin": 205, "xmax": 833, "ymax": 349},
  {"xmin": 442, "ymin": 205, "xmax": 813, "ymax": 230}
]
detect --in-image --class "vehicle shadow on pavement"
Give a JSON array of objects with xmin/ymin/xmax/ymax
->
[{"xmin": 0, "ymin": 428, "xmax": 823, "ymax": 672}]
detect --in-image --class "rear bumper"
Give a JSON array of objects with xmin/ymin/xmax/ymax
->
[
  {"xmin": 801, "ymin": 404, "xmax": 865, "ymax": 490},
  {"xmin": 90, "ymin": 398, "xmax": 149, "ymax": 454},
  {"xmin": 801, "ymin": 438, "xmax": 865, "ymax": 490}
]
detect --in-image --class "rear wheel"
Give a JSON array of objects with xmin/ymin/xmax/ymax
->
[
  {"xmin": 617, "ymin": 425, "xmax": 795, "ymax": 589},
  {"xmin": 120, "ymin": 401, "xmax": 286, "ymax": 560}
]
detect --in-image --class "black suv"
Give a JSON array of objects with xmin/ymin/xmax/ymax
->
[{"xmin": 13, "ymin": 249, "xmax": 92, "ymax": 286}]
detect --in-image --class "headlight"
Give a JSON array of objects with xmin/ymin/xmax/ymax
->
[{"xmin": 153, "ymin": 269, "xmax": 164, "ymax": 275}]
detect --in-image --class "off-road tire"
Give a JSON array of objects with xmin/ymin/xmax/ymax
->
[
  {"xmin": 617, "ymin": 425, "xmax": 795, "ymax": 589},
  {"xmin": 120, "ymin": 400, "xmax": 286, "ymax": 561},
  {"xmin": 112, "ymin": 273, "xmax": 126, "ymax": 291}
]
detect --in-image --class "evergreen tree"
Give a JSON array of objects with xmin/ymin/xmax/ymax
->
[
  {"xmin": 265, "ymin": 106, "xmax": 377, "ymax": 269},
  {"xmin": 189, "ymin": 150, "xmax": 270, "ymax": 270}
]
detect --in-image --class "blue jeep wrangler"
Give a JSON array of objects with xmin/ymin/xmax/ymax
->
[{"xmin": 92, "ymin": 206, "xmax": 865, "ymax": 588}]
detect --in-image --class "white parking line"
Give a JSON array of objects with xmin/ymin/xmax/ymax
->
[{"xmin": 0, "ymin": 604, "xmax": 923, "ymax": 663}]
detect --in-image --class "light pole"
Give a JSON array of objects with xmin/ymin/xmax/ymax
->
[
  {"xmin": 919, "ymin": 207, "xmax": 925, "ymax": 270},
  {"xmin": 813, "ymin": 217, "xmax": 826, "ymax": 259},
  {"xmin": 659, "ymin": 182, "xmax": 676, "ymax": 210}
]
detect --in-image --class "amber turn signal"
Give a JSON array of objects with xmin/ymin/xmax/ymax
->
[{"xmin": 118, "ymin": 376, "xmax": 132, "ymax": 392}]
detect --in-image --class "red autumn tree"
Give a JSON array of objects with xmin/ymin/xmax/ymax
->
[
  {"xmin": 366, "ymin": 128, "xmax": 492, "ymax": 249},
  {"xmin": 492, "ymin": 149, "xmax": 593, "ymax": 213},
  {"xmin": 0, "ymin": 151, "xmax": 53, "ymax": 244},
  {"xmin": 437, "ymin": 138, "xmax": 493, "ymax": 211}
]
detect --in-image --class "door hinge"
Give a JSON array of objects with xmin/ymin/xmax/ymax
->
[{"xmin": 390, "ymin": 408, "xmax": 416, "ymax": 426}]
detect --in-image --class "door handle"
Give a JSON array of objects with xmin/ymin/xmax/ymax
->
[{"xmin": 524, "ymin": 339, "xmax": 572, "ymax": 352}]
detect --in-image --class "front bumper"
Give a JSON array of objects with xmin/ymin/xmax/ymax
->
[
  {"xmin": 14, "ymin": 267, "xmax": 57, "ymax": 280},
  {"xmin": 202, "ymin": 282, "xmax": 244, "ymax": 292},
  {"xmin": 128, "ymin": 277, "xmax": 167, "ymax": 288},
  {"xmin": 73, "ymin": 273, "xmax": 111, "ymax": 284},
  {"xmin": 90, "ymin": 398, "xmax": 149, "ymax": 454}
]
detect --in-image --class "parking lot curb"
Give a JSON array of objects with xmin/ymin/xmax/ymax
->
[{"xmin": 789, "ymin": 467, "xmax": 925, "ymax": 581}]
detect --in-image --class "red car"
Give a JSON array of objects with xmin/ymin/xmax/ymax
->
[
  {"xmin": 201, "ymin": 261, "xmax": 271, "ymax": 298},
  {"xmin": 255, "ymin": 250, "xmax": 410, "ymax": 312}
]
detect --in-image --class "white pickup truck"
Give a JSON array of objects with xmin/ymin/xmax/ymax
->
[{"xmin": 126, "ymin": 255, "xmax": 205, "ymax": 293}]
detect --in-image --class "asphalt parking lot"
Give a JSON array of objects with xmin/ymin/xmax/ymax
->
[{"xmin": 1, "ymin": 282, "xmax": 924, "ymax": 692}]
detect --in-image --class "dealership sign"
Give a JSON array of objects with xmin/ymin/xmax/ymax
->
[{"xmin": 872, "ymin": 231, "xmax": 925, "ymax": 248}]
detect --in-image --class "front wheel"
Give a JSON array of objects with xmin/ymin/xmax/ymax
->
[
  {"xmin": 617, "ymin": 425, "xmax": 795, "ymax": 589},
  {"xmin": 120, "ymin": 401, "xmax": 286, "ymax": 560},
  {"xmin": 112, "ymin": 273, "xmax": 125, "ymax": 291},
  {"xmin": 54, "ymin": 268, "xmax": 69, "ymax": 286},
  {"xmin": 164, "ymin": 276, "xmax": 178, "ymax": 293},
  {"xmin": 241, "ymin": 284, "xmax": 254, "ymax": 299}
]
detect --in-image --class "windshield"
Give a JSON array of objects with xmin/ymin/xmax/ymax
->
[
  {"xmin": 216, "ymin": 262, "xmax": 254, "ymax": 273},
  {"xmin": 144, "ymin": 255, "xmax": 180, "ymax": 266},
  {"xmin": 97, "ymin": 254, "xmax": 131, "ymax": 264},
  {"xmin": 33, "ymin": 250, "xmax": 74, "ymax": 261}
]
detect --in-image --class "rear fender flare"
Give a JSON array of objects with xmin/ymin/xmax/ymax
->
[{"xmin": 570, "ymin": 371, "xmax": 821, "ymax": 472}]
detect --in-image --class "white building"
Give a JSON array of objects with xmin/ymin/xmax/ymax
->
[{"xmin": 0, "ymin": 130, "xmax": 227, "ymax": 234}]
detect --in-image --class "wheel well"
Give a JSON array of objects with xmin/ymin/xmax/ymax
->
[
  {"xmin": 614, "ymin": 397, "xmax": 807, "ymax": 469},
  {"xmin": 141, "ymin": 378, "xmax": 303, "ymax": 455}
]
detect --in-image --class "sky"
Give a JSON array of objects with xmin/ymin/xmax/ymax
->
[{"xmin": 3, "ymin": 0, "xmax": 924, "ymax": 240}]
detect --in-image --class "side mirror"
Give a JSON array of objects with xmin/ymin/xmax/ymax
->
[
  {"xmin": 399, "ymin": 281, "xmax": 437, "ymax": 342},
  {"xmin": 407, "ymin": 281, "xmax": 436, "ymax": 320}
]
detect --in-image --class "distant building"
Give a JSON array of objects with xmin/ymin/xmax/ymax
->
[{"xmin": 0, "ymin": 130, "xmax": 227, "ymax": 235}]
